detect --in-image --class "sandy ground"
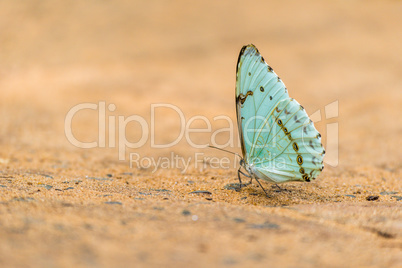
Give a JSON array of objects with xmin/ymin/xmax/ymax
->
[{"xmin": 0, "ymin": 1, "xmax": 401, "ymax": 267}]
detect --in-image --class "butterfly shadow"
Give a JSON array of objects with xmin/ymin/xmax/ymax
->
[{"xmin": 228, "ymin": 181, "xmax": 327, "ymax": 206}]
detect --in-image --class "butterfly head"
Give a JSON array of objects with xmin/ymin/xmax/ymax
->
[
  {"xmin": 240, "ymin": 158, "xmax": 246, "ymax": 168},
  {"xmin": 240, "ymin": 158, "xmax": 253, "ymax": 175}
]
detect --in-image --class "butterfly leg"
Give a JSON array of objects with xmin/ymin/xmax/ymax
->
[
  {"xmin": 272, "ymin": 184, "xmax": 290, "ymax": 192},
  {"xmin": 238, "ymin": 168, "xmax": 252, "ymax": 188},
  {"xmin": 237, "ymin": 168, "xmax": 243, "ymax": 185},
  {"xmin": 254, "ymin": 178, "xmax": 270, "ymax": 198},
  {"xmin": 242, "ymin": 174, "xmax": 253, "ymax": 186},
  {"xmin": 274, "ymin": 184, "xmax": 282, "ymax": 190},
  {"xmin": 238, "ymin": 169, "xmax": 251, "ymax": 178}
]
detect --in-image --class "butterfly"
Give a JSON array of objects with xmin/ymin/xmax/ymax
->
[{"xmin": 235, "ymin": 44, "xmax": 325, "ymax": 195}]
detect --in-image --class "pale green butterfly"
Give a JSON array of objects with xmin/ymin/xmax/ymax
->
[{"xmin": 235, "ymin": 44, "xmax": 325, "ymax": 195}]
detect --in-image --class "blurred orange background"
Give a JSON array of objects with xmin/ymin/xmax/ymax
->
[{"xmin": 0, "ymin": 1, "xmax": 401, "ymax": 267}]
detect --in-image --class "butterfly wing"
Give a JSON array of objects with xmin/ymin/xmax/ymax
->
[
  {"xmin": 235, "ymin": 44, "xmax": 325, "ymax": 183},
  {"xmin": 236, "ymin": 44, "xmax": 290, "ymax": 160}
]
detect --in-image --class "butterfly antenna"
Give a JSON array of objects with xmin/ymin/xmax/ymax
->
[{"xmin": 208, "ymin": 145, "xmax": 242, "ymax": 159}]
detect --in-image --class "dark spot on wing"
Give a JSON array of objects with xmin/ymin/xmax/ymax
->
[
  {"xmin": 312, "ymin": 156, "xmax": 317, "ymax": 165},
  {"xmin": 237, "ymin": 91, "xmax": 254, "ymax": 105},
  {"xmin": 267, "ymin": 66, "xmax": 273, "ymax": 72},
  {"xmin": 260, "ymin": 86, "xmax": 264, "ymax": 92},
  {"xmin": 297, "ymin": 155, "xmax": 303, "ymax": 165},
  {"xmin": 309, "ymin": 140, "xmax": 314, "ymax": 149},
  {"xmin": 269, "ymin": 96, "xmax": 273, "ymax": 100},
  {"xmin": 293, "ymin": 142, "xmax": 299, "ymax": 152}
]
